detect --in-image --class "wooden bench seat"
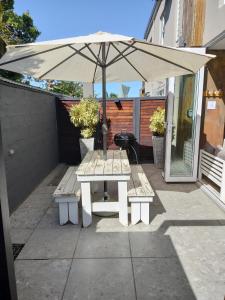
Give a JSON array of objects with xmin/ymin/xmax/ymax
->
[
  {"xmin": 128, "ymin": 165, "xmax": 154, "ymax": 225},
  {"xmin": 53, "ymin": 166, "xmax": 80, "ymax": 225}
]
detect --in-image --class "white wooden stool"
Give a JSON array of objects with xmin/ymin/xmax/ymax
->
[
  {"xmin": 128, "ymin": 165, "xmax": 154, "ymax": 225},
  {"xmin": 53, "ymin": 167, "xmax": 80, "ymax": 225}
]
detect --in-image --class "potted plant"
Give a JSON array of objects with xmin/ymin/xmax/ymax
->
[
  {"xmin": 69, "ymin": 98, "xmax": 99, "ymax": 159},
  {"xmin": 149, "ymin": 107, "xmax": 165, "ymax": 168}
]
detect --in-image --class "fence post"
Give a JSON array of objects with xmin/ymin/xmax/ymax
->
[
  {"xmin": 0, "ymin": 121, "xmax": 18, "ymax": 300},
  {"xmin": 133, "ymin": 98, "xmax": 140, "ymax": 143}
]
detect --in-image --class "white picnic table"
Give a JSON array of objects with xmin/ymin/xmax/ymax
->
[{"xmin": 76, "ymin": 150, "xmax": 131, "ymax": 227}]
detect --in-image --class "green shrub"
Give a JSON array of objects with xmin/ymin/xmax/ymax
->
[
  {"xmin": 149, "ymin": 107, "xmax": 165, "ymax": 136},
  {"xmin": 69, "ymin": 98, "xmax": 99, "ymax": 138}
]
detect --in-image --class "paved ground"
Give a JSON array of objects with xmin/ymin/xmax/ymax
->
[{"xmin": 10, "ymin": 164, "xmax": 225, "ymax": 300}]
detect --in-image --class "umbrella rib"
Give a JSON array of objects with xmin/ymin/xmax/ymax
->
[
  {"xmin": 85, "ymin": 43, "xmax": 102, "ymax": 65},
  {"xmin": 120, "ymin": 41, "xmax": 195, "ymax": 74},
  {"xmin": 69, "ymin": 45, "xmax": 101, "ymax": 66},
  {"xmin": 92, "ymin": 44, "xmax": 102, "ymax": 83},
  {"xmin": 38, "ymin": 45, "xmax": 87, "ymax": 79},
  {"xmin": 106, "ymin": 40, "xmax": 136, "ymax": 67},
  {"xmin": 109, "ymin": 48, "xmax": 137, "ymax": 66},
  {"xmin": 0, "ymin": 44, "xmax": 70, "ymax": 67},
  {"xmin": 111, "ymin": 43, "xmax": 147, "ymax": 81}
]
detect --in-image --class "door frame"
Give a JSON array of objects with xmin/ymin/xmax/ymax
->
[{"xmin": 164, "ymin": 48, "xmax": 205, "ymax": 182}]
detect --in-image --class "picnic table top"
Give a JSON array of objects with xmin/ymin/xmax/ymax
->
[{"xmin": 76, "ymin": 150, "xmax": 131, "ymax": 177}]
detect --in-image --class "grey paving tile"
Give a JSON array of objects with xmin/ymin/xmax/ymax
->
[
  {"xmin": 86, "ymin": 214, "xmax": 129, "ymax": 232},
  {"xmin": 133, "ymin": 257, "xmax": 196, "ymax": 300},
  {"xmin": 32, "ymin": 185, "xmax": 57, "ymax": 195},
  {"xmin": 15, "ymin": 259, "xmax": 71, "ymax": 300},
  {"xmin": 177, "ymin": 254, "xmax": 225, "ymax": 300},
  {"xmin": 20, "ymin": 193, "xmax": 53, "ymax": 209},
  {"xmin": 75, "ymin": 231, "xmax": 130, "ymax": 258},
  {"xmin": 168, "ymin": 226, "xmax": 225, "ymax": 267},
  {"xmin": 164, "ymin": 226, "xmax": 225, "ymax": 300},
  {"xmin": 10, "ymin": 207, "xmax": 47, "ymax": 229},
  {"xmin": 18, "ymin": 228, "xmax": 80, "ymax": 259},
  {"xmin": 10, "ymin": 229, "xmax": 33, "ymax": 244},
  {"xmin": 129, "ymin": 232, "xmax": 175, "ymax": 257},
  {"xmin": 63, "ymin": 258, "xmax": 136, "ymax": 300},
  {"xmin": 37, "ymin": 207, "xmax": 81, "ymax": 229}
]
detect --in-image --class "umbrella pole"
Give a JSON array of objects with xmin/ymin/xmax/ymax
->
[{"xmin": 101, "ymin": 42, "xmax": 108, "ymax": 200}]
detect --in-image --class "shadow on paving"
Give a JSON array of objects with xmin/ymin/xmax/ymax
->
[{"xmin": 12, "ymin": 163, "xmax": 225, "ymax": 300}]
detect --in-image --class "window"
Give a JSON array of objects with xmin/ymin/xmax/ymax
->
[{"xmin": 159, "ymin": 14, "xmax": 165, "ymax": 45}]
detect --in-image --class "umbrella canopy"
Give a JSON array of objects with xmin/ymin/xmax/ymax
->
[{"xmin": 0, "ymin": 31, "xmax": 214, "ymax": 83}]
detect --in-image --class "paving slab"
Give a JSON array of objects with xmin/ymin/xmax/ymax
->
[
  {"xmin": 75, "ymin": 230, "xmax": 130, "ymax": 258},
  {"xmin": 18, "ymin": 228, "xmax": 80, "ymax": 259},
  {"xmin": 85, "ymin": 214, "xmax": 129, "ymax": 232},
  {"xmin": 20, "ymin": 193, "xmax": 53, "ymax": 209},
  {"xmin": 10, "ymin": 228, "xmax": 33, "ymax": 244},
  {"xmin": 133, "ymin": 257, "xmax": 196, "ymax": 300},
  {"xmin": 63, "ymin": 258, "xmax": 136, "ymax": 300},
  {"xmin": 15, "ymin": 259, "xmax": 71, "ymax": 300},
  {"xmin": 32, "ymin": 185, "xmax": 57, "ymax": 195},
  {"xmin": 129, "ymin": 232, "xmax": 175, "ymax": 257},
  {"xmin": 37, "ymin": 207, "xmax": 80, "ymax": 229},
  {"xmin": 10, "ymin": 207, "xmax": 47, "ymax": 229}
]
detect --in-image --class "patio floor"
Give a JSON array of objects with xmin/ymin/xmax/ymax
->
[{"xmin": 10, "ymin": 164, "xmax": 225, "ymax": 300}]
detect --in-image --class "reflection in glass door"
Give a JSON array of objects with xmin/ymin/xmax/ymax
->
[
  {"xmin": 170, "ymin": 74, "xmax": 196, "ymax": 177},
  {"xmin": 164, "ymin": 61, "xmax": 205, "ymax": 182}
]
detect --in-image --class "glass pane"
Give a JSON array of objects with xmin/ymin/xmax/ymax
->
[{"xmin": 170, "ymin": 74, "xmax": 196, "ymax": 176}]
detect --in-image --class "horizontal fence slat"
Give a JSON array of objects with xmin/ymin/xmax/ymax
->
[
  {"xmin": 201, "ymin": 166, "xmax": 222, "ymax": 186},
  {"xmin": 201, "ymin": 161, "xmax": 223, "ymax": 178},
  {"xmin": 201, "ymin": 158, "xmax": 223, "ymax": 174},
  {"xmin": 201, "ymin": 150, "xmax": 224, "ymax": 164}
]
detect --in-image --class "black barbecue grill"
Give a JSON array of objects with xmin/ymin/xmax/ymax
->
[{"xmin": 114, "ymin": 131, "xmax": 138, "ymax": 163}]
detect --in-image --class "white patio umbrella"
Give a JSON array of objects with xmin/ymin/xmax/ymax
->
[
  {"xmin": 0, "ymin": 32, "xmax": 214, "ymax": 198},
  {"xmin": 0, "ymin": 31, "xmax": 214, "ymax": 156}
]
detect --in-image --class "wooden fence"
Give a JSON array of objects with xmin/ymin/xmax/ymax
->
[{"xmin": 56, "ymin": 97, "xmax": 165, "ymax": 164}]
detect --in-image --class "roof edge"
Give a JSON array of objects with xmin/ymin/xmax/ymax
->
[{"xmin": 144, "ymin": 0, "xmax": 162, "ymax": 40}]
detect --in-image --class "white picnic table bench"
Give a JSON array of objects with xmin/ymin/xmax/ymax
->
[
  {"xmin": 53, "ymin": 150, "xmax": 155, "ymax": 226},
  {"xmin": 53, "ymin": 166, "xmax": 80, "ymax": 225},
  {"xmin": 76, "ymin": 150, "xmax": 131, "ymax": 227}
]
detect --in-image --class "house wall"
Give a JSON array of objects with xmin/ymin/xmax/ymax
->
[
  {"xmin": 57, "ymin": 98, "xmax": 166, "ymax": 164},
  {"xmin": 146, "ymin": 0, "xmax": 178, "ymax": 46},
  {"xmin": 203, "ymin": 0, "xmax": 225, "ymax": 45},
  {"xmin": 145, "ymin": 0, "xmax": 178, "ymax": 96},
  {"xmin": 0, "ymin": 80, "xmax": 59, "ymax": 212}
]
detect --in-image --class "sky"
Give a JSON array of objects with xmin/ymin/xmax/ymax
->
[{"xmin": 14, "ymin": 0, "xmax": 155, "ymax": 97}]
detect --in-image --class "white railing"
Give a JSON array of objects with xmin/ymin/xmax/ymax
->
[{"xmin": 198, "ymin": 149, "xmax": 225, "ymax": 205}]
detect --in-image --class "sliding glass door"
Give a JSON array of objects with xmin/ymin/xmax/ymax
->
[{"xmin": 164, "ymin": 48, "xmax": 205, "ymax": 182}]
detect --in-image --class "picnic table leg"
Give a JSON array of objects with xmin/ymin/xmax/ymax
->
[
  {"xmin": 141, "ymin": 202, "xmax": 150, "ymax": 225},
  {"xmin": 59, "ymin": 202, "xmax": 69, "ymax": 225},
  {"xmin": 81, "ymin": 182, "xmax": 92, "ymax": 227},
  {"xmin": 68, "ymin": 202, "xmax": 79, "ymax": 224},
  {"xmin": 131, "ymin": 202, "xmax": 141, "ymax": 225},
  {"xmin": 118, "ymin": 181, "xmax": 128, "ymax": 226}
]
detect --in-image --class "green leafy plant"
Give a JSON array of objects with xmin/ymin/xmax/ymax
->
[
  {"xmin": 69, "ymin": 98, "xmax": 99, "ymax": 138},
  {"xmin": 149, "ymin": 107, "xmax": 165, "ymax": 136},
  {"xmin": 49, "ymin": 80, "xmax": 83, "ymax": 98}
]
